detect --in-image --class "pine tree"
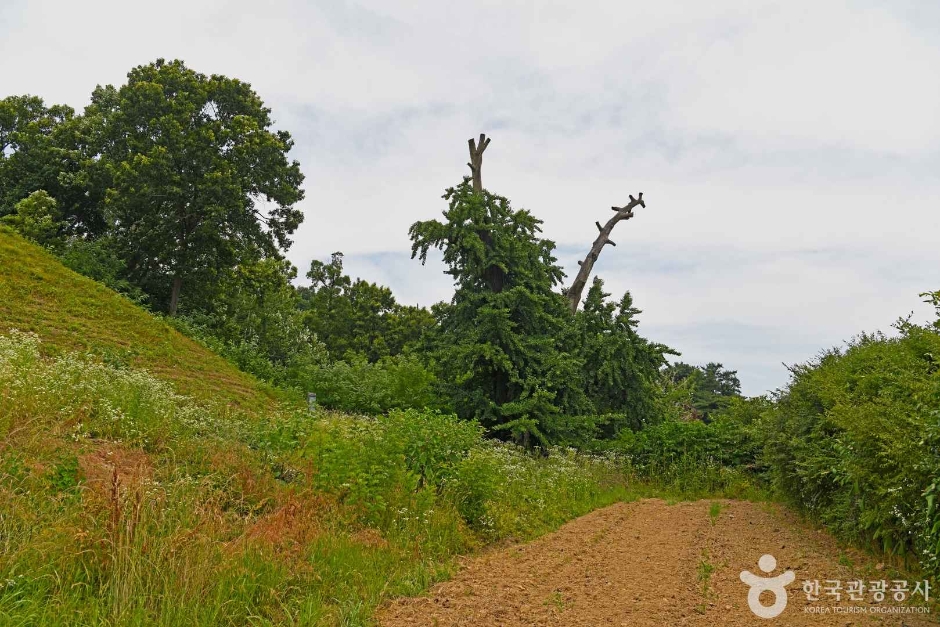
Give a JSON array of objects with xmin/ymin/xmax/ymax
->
[{"xmin": 410, "ymin": 137, "xmax": 588, "ymax": 445}]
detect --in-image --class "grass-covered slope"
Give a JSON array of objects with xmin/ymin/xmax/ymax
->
[
  {"xmin": 0, "ymin": 233, "xmax": 656, "ymax": 625},
  {"xmin": 0, "ymin": 227, "xmax": 278, "ymax": 410},
  {"xmin": 0, "ymin": 330, "xmax": 643, "ymax": 626}
]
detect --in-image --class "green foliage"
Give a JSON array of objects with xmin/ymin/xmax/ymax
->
[
  {"xmin": 410, "ymin": 178, "xmax": 586, "ymax": 444},
  {"xmin": 48, "ymin": 455, "xmax": 81, "ymax": 494},
  {"xmin": 446, "ymin": 444, "xmax": 630, "ymax": 540},
  {"xmin": 300, "ymin": 252, "xmax": 436, "ymax": 362},
  {"xmin": 303, "ymin": 408, "xmax": 630, "ymax": 542},
  {"xmin": 927, "ymin": 473, "xmax": 940, "ymax": 574},
  {"xmin": 0, "ymin": 332, "xmax": 642, "ymax": 624},
  {"xmin": 574, "ymin": 278, "xmax": 676, "ymax": 431},
  {"xmin": 664, "ymin": 361, "xmax": 742, "ymax": 419},
  {"xmin": 619, "ymin": 414, "xmax": 761, "ymax": 470},
  {"xmin": 595, "ymin": 395, "xmax": 770, "ymax": 500},
  {"xmin": 0, "ymin": 95, "xmax": 105, "ymax": 236},
  {"xmin": 382, "ymin": 410, "xmax": 484, "ymax": 485},
  {"xmin": 0, "ymin": 331, "xmax": 241, "ymax": 449},
  {"xmin": 697, "ymin": 550, "xmax": 715, "ymax": 595},
  {"xmin": 1, "ymin": 190, "xmax": 63, "ymax": 247},
  {"xmin": 170, "ymin": 257, "xmax": 328, "ymax": 391},
  {"xmin": 88, "ymin": 58, "xmax": 305, "ymax": 313},
  {"xmin": 300, "ymin": 354, "xmax": 441, "ymax": 414},
  {"xmin": 923, "ymin": 290, "xmax": 940, "ymax": 331},
  {"xmin": 0, "ymin": 228, "xmax": 280, "ymax": 411},
  {"xmin": 764, "ymin": 325, "xmax": 940, "ymax": 575},
  {"xmin": 308, "ymin": 411, "xmax": 482, "ymax": 525},
  {"xmin": 708, "ymin": 502, "xmax": 722, "ymax": 525},
  {"xmin": 540, "ymin": 413, "xmax": 617, "ymax": 449},
  {"xmin": 57, "ymin": 236, "xmax": 146, "ymax": 302}
]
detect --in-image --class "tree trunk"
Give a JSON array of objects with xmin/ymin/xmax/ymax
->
[
  {"xmin": 467, "ymin": 133, "xmax": 506, "ymax": 294},
  {"xmin": 467, "ymin": 133, "xmax": 490, "ymax": 193},
  {"xmin": 168, "ymin": 275, "xmax": 183, "ymax": 316},
  {"xmin": 567, "ymin": 193, "xmax": 646, "ymax": 313}
]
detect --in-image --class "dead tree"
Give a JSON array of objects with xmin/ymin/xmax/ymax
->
[
  {"xmin": 467, "ymin": 133, "xmax": 490, "ymax": 193},
  {"xmin": 566, "ymin": 193, "xmax": 646, "ymax": 312},
  {"xmin": 465, "ymin": 134, "xmax": 505, "ymax": 293}
]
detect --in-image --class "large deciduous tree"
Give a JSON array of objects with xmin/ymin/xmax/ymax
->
[
  {"xmin": 89, "ymin": 59, "xmax": 304, "ymax": 314},
  {"xmin": 0, "ymin": 95, "xmax": 105, "ymax": 235},
  {"xmin": 301, "ymin": 252, "xmax": 436, "ymax": 361}
]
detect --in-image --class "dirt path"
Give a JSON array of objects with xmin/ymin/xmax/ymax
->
[{"xmin": 378, "ymin": 499, "xmax": 934, "ymax": 626}]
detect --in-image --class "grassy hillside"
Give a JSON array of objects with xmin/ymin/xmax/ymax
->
[
  {"xmin": 0, "ymin": 330, "xmax": 657, "ymax": 626},
  {"xmin": 6, "ymin": 227, "xmax": 924, "ymax": 625},
  {"xmin": 0, "ymin": 232, "xmax": 687, "ymax": 625},
  {"xmin": 0, "ymin": 227, "xmax": 279, "ymax": 411}
]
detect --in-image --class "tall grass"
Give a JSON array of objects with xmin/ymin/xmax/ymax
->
[{"xmin": 0, "ymin": 331, "xmax": 678, "ymax": 626}]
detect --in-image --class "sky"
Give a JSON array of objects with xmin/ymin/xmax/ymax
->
[{"xmin": 2, "ymin": 0, "xmax": 938, "ymax": 395}]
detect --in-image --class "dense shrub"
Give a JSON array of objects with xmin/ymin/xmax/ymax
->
[
  {"xmin": 305, "ymin": 410, "xmax": 481, "ymax": 527},
  {"xmin": 605, "ymin": 402, "xmax": 767, "ymax": 499},
  {"xmin": 299, "ymin": 354, "xmax": 442, "ymax": 414},
  {"xmin": 166, "ymin": 312, "xmax": 328, "ymax": 396},
  {"xmin": 300, "ymin": 408, "xmax": 629, "ymax": 542},
  {"xmin": 447, "ymin": 444, "xmax": 628, "ymax": 540},
  {"xmin": 617, "ymin": 414, "xmax": 761, "ymax": 470},
  {"xmin": 57, "ymin": 237, "xmax": 148, "ymax": 303},
  {"xmin": 169, "ymin": 310, "xmax": 442, "ymax": 415},
  {"xmin": 764, "ymin": 326, "xmax": 940, "ymax": 575},
  {"xmin": 540, "ymin": 413, "xmax": 629, "ymax": 449}
]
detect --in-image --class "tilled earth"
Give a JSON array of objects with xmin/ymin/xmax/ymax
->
[{"xmin": 378, "ymin": 499, "xmax": 935, "ymax": 626}]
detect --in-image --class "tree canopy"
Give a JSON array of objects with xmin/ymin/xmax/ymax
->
[
  {"xmin": 89, "ymin": 59, "xmax": 305, "ymax": 314},
  {"xmin": 300, "ymin": 252, "xmax": 435, "ymax": 362},
  {"xmin": 411, "ymin": 178, "xmax": 585, "ymax": 444},
  {"xmin": 408, "ymin": 136, "xmax": 675, "ymax": 446},
  {"xmin": 664, "ymin": 361, "xmax": 742, "ymax": 419},
  {"xmin": 1, "ymin": 79, "xmax": 726, "ymax": 452}
]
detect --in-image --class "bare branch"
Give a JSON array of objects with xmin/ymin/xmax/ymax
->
[{"xmin": 567, "ymin": 192, "xmax": 647, "ymax": 312}]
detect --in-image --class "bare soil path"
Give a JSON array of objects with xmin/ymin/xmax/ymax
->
[{"xmin": 378, "ymin": 499, "xmax": 935, "ymax": 626}]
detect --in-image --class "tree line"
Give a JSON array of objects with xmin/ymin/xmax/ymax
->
[
  {"xmin": 6, "ymin": 57, "xmax": 938, "ymax": 582},
  {"xmin": 1, "ymin": 58, "xmax": 740, "ymax": 445}
]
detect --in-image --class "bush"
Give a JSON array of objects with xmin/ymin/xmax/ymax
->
[
  {"xmin": 446, "ymin": 444, "xmax": 628, "ymax": 540},
  {"xmin": 306, "ymin": 410, "xmax": 480, "ymax": 526},
  {"xmin": 620, "ymin": 412, "xmax": 762, "ymax": 470},
  {"xmin": 301, "ymin": 354, "xmax": 442, "ymax": 414},
  {"xmin": 606, "ymin": 408, "xmax": 766, "ymax": 499},
  {"xmin": 764, "ymin": 326, "xmax": 940, "ymax": 575},
  {"xmin": 1, "ymin": 191, "xmax": 62, "ymax": 247},
  {"xmin": 301, "ymin": 409, "xmax": 629, "ymax": 543},
  {"xmin": 167, "ymin": 312, "xmax": 328, "ymax": 394}
]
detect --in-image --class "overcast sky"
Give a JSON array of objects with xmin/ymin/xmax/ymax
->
[{"xmin": 2, "ymin": 0, "xmax": 938, "ymax": 394}]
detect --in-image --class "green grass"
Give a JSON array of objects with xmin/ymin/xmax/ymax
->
[
  {"xmin": 0, "ymin": 231, "xmax": 770, "ymax": 625},
  {"xmin": 697, "ymin": 550, "xmax": 715, "ymax": 596},
  {"xmin": 0, "ymin": 331, "xmax": 647, "ymax": 625},
  {"xmin": 708, "ymin": 502, "xmax": 723, "ymax": 525},
  {"xmin": 0, "ymin": 227, "xmax": 280, "ymax": 411}
]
